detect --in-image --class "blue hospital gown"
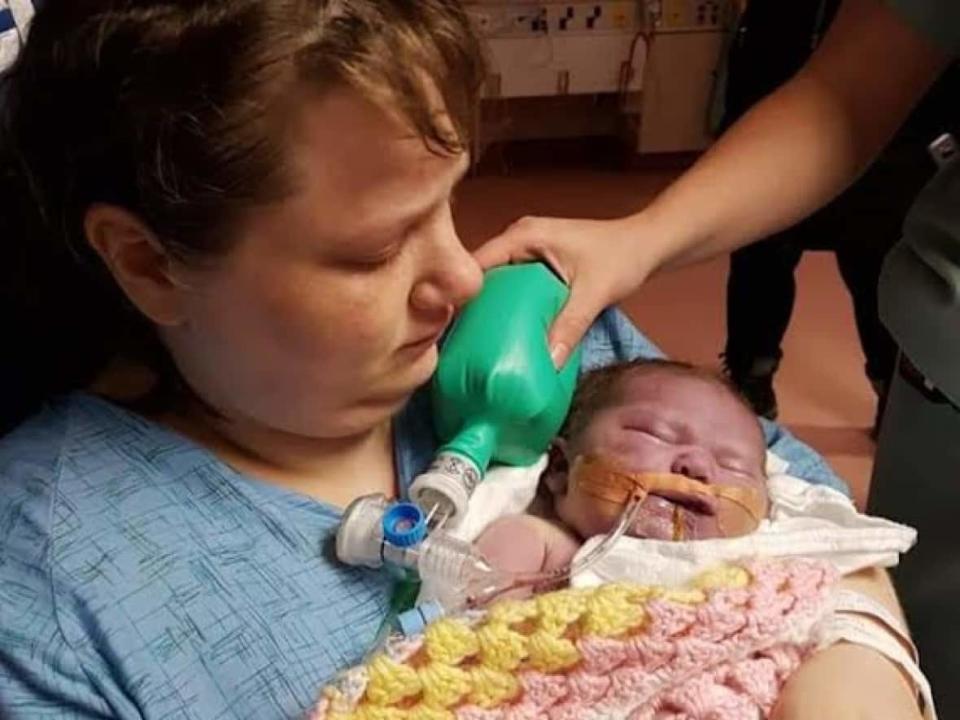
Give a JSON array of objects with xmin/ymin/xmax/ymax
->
[{"xmin": 0, "ymin": 309, "xmax": 844, "ymax": 719}]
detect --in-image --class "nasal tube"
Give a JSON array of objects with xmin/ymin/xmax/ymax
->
[{"xmin": 337, "ymin": 495, "xmax": 511, "ymax": 611}]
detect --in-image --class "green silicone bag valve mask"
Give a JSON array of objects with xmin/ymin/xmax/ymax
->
[{"xmin": 409, "ymin": 262, "xmax": 583, "ymax": 527}]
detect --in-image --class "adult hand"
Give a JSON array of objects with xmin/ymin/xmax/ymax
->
[
  {"xmin": 474, "ymin": 214, "xmax": 659, "ymax": 368},
  {"xmin": 474, "ymin": 1, "xmax": 948, "ymax": 373}
]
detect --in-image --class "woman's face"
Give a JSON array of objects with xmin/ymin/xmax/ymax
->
[{"xmin": 163, "ymin": 89, "xmax": 482, "ymax": 438}]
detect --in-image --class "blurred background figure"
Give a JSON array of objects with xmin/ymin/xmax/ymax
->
[{"xmin": 719, "ymin": 0, "xmax": 959, "ymax": 431}]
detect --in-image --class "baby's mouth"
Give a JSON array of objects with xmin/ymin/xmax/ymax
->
[
  {"xmin": 649, "ymin": 487, "xmax": 718, "ymax": 516},
  {"xmin": 645, "ymin": 489, "xmax": 717, "ymax": 541},
  {"xmin": 626, "ymin": 492, "xmax": 714, "ymax": 541}
]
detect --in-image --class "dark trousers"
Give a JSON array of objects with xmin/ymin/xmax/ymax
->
[
  {"xmin": 724, "ymin": 144, "xmax": 934, "ymax": 385},
  {"xmin": 869, "ymin": 353, "xmax": 960, "ymax": 717}
]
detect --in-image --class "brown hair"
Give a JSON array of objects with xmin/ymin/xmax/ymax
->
[
  {"xmin": 0, "ymin": 0, "xmax": 485, "ymax": 429},
  {"xmin": 561, "ymin": 359, "xmax": 762, "ymax": 445}
]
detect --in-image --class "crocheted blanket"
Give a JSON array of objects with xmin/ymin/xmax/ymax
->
[{"xmin": 311, "ymin": 559, "xmax": 838, "ymax": 720}]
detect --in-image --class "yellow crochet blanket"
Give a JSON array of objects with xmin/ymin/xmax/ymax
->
[{"xmin": 310, "ymin": 559, "xmax": 837, "ymax": 720}]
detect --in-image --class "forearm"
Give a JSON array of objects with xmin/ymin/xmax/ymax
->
[
  {"xmin": 631, "ymin": 0, "xmax": 947, "ymax": 275},
  {"xmin": 774, "ymin": 642, "xmax": 923, "ymax": 720},
  {"xmin": 772, "ymin": 568, "xmax": 924, "ymax": 720},
  {"xmin": 837, "ymin": 566, "xmax": 906, "ymax": 626},
  {"xmin": 833, "ymin": 567, "xmax": 922, "ymax": 686},
  {"xmin": 645, "ymin": 73, "xmax": 874, "ymax": 269}
]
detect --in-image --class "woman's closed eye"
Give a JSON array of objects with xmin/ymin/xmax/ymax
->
[
  {"xmin": 342, "ymin": 197, "xmax": 453, "ymax": 271},
  {"xmin": 335, "ymin": 235, "xmax": 407, "ymax": 270},
  {"xmin": 347, "ymin": 244, "xmax": 403, "ymax": 269}
]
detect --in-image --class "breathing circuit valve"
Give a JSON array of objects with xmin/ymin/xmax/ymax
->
[
  {"xmin": 336, "ymin": 494, "xmax": 509, "ymax": 610},
  {"xmin": 382, "ymin": 502, "xmax": 428, "ymax": 548},
  {"xmin": 337, "ymin": 462, "xmax": 657, "ymax": 620},
  {"xmin": 408, "ymin": 451, "xmax": 484, "ymax": 531},
  {"xmin": 339, "ymin": 457, "xmax": 769, "ymax": 643}
]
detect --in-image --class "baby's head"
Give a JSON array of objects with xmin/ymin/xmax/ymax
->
[{"xmin": 545, "ymin": 359, "xmax": 769, "ymax": 541}]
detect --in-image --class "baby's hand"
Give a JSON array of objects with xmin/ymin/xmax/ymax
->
[{"xmin": 475, "ymin": 515, "xmax": 581, "ymax": 576}]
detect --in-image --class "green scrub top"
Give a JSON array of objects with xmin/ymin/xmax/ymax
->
[{"xmin": 880, "ymin": 0, "xmax": 960, "ymax": 403}]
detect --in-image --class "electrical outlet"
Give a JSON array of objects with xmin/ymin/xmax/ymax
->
[
  {"xmin": 695, "ymin": 1, "xmax": 722, "ymax": 26},
  {"xmin": 489, "ymin": 4, "xmax": 541, "ymax": 35},
  {"xmin": 467, "ymin": 2, "xmax": 641, "ymax": 37},
  {"xmin": 584, "ymin": 2, "xmax": 639, "ymax": 31},
  {"xmin": 543, "ymin": 4, "xmax": 570, "ymax": 31},
  {"xmin": 657, "ymin": 0, "xmax": 727, "ymax": 29}
]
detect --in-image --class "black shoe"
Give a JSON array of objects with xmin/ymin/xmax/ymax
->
[{"xmin": 722, "ymin": 354, "xmax": 780, "ymax": 420}]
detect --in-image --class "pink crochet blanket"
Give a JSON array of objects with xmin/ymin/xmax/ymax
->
[{"xmin": 313, "ymin": 558, "xmax": 839, "ymax": 720}]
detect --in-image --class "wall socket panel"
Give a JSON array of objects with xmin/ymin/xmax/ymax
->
[
  {"xmin": 648, "ymin": 0, "xmax": 730, "ymax": 30},
  {"xmin": 466, "ymin": 2, "xmax": 642, "ymax": 37}
]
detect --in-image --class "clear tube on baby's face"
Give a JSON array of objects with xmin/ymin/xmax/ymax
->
[
  {"xmin": 459, "ymin": 486, "xmax": 648, "ymax": 608},
  {"xmin": 431, "ymin": 455, "xmax": 766, "ymax": 611},
  {"xmin": 566, "ymin": 455, "xmax": 767, "ymax": 539}
]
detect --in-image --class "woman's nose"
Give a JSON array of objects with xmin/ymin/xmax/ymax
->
[
  {"xmin": 410, "ymin": 217, "xmax": 483, "ymax": 312},
  {"xmin": 670, "ymin": 448, "xmax": 716, "ymax": 483}
]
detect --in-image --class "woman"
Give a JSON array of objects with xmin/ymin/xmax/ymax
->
[
  {"xmin": 0, "ymin": 2, "xmax": 658, "ymax": 717},
  {"xmin": 0, "ymin": 2, "xmax": 917, "ymax": 719}
]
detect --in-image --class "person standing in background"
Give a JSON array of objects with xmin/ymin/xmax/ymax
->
[{"xmin": 720, "ymin": 0, "xmax": 959, "ymax": 431}]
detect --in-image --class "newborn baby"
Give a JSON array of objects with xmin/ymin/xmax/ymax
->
[
  {"xmin": 461, "ymin": 359, "xmax": 932, "ymax": 718},
  {"xmin": 315, "ymin": 360, "xmax": 932, "ymax": 720},
  {"xmin": 475, "ymin": 359, "xmax": 771, "ymax": 574}
]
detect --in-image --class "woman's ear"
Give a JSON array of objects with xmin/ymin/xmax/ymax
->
[
  {"xmin": 85, "ymin": 203, "xmax": 188, "ymax": 327},
  {"xmin": 542, "ymin": 438, "xmax": 571, "ymax": 497}
]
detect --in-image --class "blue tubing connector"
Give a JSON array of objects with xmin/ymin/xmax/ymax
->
[
  {"xmin": 382, "ymin": 502, "xmax": 427, "ymax": 548},
  {"xmin": 396, "ymin": 600, "xmax": 446, "ymax": 637}
]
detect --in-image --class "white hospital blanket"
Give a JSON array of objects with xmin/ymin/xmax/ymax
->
[{"xmin": 454, "ymin": 452, "xmax": 917, "ymax": 586}]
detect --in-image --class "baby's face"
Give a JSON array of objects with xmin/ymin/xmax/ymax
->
[{"xmin": 555, "ymin": 370, "xmax": 769, "ymax": 541}]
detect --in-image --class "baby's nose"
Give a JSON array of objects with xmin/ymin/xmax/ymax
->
[{"xmin": 670, "ymin": 449, "xmax": 714, "ymax": 483}]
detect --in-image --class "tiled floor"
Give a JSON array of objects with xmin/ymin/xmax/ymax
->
[{"xmin": 456, "ymin": 149, "xmax": 877, "ymax": 507}]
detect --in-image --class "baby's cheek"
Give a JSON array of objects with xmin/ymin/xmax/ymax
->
[
  {"xmin": 557, "ymin": 493, "xmax": 622, "ymax": 539},
  {"xmin": 474, "ymin": 516, "xmax": 548, "ymax": 574}
]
